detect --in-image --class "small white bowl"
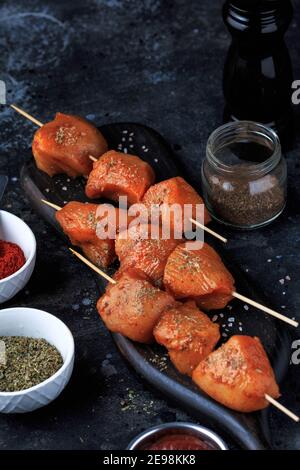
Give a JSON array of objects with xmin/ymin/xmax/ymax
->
[
  {"xmin": 0, "ymin": 210, "xmax": 36, "ymax": 303},
  {"xmin": 0, "ymin": 307, "xmax": 75, "ymax": 413}
]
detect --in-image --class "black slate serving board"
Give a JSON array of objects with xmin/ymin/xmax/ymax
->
[{"xmin": 20, "ymin": 122, "xmax": 291, "ymax": 450}]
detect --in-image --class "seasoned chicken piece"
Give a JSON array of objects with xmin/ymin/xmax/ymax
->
[
  {"xmin": 115, "ymin": 223, "xmax": 182, "ymax": 285},
  {"xmin": 97, "ymin": 269, "xmax": 175, "ymax": 343},
  {"xmin": 163, "ymin": 241, "xmax": 234, "ymax": 310},
  {"xmin": 56, "ymin": 201, "xmax": 129, "ymax": 268},
  {"xmin": 142, "ymin": 177, "xmax": 211, "ymax": 232},
  {"xmin": 154, "ymin": 300, "xmax": 220, "ymax": 375},
  {"xmin": 32, "ymin": 113, "xmax": 107, "ymax": 177},
  {"xmin": 192, "ymin": 335, "xmax": 280, "ymax": 412},
  {"xmin": 85, "ymin": 150, "xmax": 155, "ymax": 204}
]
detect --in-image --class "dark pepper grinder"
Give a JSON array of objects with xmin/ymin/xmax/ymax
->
[{"xmin": 222, "ymin": 0, "xmax": 294, "ymax": 149}]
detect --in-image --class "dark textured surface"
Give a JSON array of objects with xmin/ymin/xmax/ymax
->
[{"xmin": 0, "ymin": 0, "xmax": 299, "ymax": 451}]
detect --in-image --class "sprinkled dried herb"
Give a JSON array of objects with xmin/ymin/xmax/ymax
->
[{"xmin": 0, "ymin": 336, "xmax": 63, "ymax": 392}]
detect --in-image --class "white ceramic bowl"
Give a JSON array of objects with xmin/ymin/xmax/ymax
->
[
  {"xmin": 0, "ymin": 210, "xmax": 36, "ymax": 303},
  {"xmin": 0, "ymin": 307, "xmax": 75, "ymax": 413}
]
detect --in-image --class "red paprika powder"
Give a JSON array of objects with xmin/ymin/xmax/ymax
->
[{"xmin": 0, "ymin": 240, "xmax": 26, "ymax": 280}]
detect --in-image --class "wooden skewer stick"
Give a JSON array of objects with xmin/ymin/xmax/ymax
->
[
  {"xmin": 10, "ymin": 104, "xmax": 43, "ymax": 127},
  {"xmin": 67, "ymin": 248, "xmax": 299, "ymax": 423},
  {"xmin": 190, "ymin": 218, "xmax": 227, "ymax": 243},
  {"xmin": 41, "ymin": 199, "xmax": 62, "ymax": 211},
  {"xmin": 232, "ymin": 291, "xmax": 298, "ymax": 328},
  {"xmin": 88, "ymin": 156, "xmax": 227, "ymax": 244},
  {"xmin": 69, "ymin": 248, "xmax": 116, "ymax": 284},
  {"xmin": 265, "ymin": 394, "xmax": 299, "ymax": 422}
]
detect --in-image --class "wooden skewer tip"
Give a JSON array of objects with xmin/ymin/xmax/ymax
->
[
  {"xmin": 69, "ymin": 248, "xmax": 116, "ymax": 284},
  {"xmin": 190, "ymin": 218, "xmax": 227, "ymax": 243},
  {"xmin": 265, "ymin": 394, "xmax": 299, "ymax": 422},
  {"xmin": 41, "ymin": 199, "xmax": 62, "ymax": 211},
  {"xmin": 10, "ymin": 104, "xmax": 43, "ymax": 127},
  {"xmin": 89, "ymin": 155, "xmax": 97, "ymax": 162},
  {"xmin": 232, "ymin": 291, "xmax": 299, "ymax": 328}
]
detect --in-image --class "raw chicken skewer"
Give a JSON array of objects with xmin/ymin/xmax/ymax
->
[
  {"xmin": 11, "ymin": 104, "xmax": 227, "ymax": 244},
  {"xmin": 42, "ymin": 198, "xmax": 298, "ymax": 327},
  {"xmin": 68, "ymin": 248, "xmax": 299, "ymax": 421}
]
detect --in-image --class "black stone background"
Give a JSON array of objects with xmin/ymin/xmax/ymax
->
[{"xmin": 0, "ymin": 0, "xmax": 299, "ymax": 450}]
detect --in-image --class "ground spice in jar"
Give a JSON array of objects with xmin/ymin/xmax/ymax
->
[
  {"xmin": 202, "ymin": 121, "xmax": 287, "ymax": 228},
  {"xmin": 207, "ymin": 169, "xmax": 285, "ymax": 227},
  {"xmin": 0, "ymin": 240, "xmax": 26, "ymax": 280},
  {"xmin": 0, "ymin": 336, "xmax": 63, "ymax": 392}
]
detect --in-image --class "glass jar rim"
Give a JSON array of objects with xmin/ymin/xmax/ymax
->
[{"xmin": 206, "ymin": 121, "xmax": 282, "ymax": 177}]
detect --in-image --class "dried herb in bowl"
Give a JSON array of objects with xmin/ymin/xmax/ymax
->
[{"xmin": 0, "ymin": 336, "xmax": 63, "ymax": 392}]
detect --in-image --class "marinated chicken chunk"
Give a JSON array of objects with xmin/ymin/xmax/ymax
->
[
  {"xmin": 97, "ymin": 269, "xmax": 176, "ymax": 343},
  {"xmin": 32, "ymin": 113, "xmax": 107, "ymax": 177},
  {"xmin": 192, "ymin": 335, "xmax": 280, "ymax": 412},
  {"xmin": 154, "ymin": 300, "xmax": 220, "ymax": 375},
  {"xmin": 142, "ymin": 177, "xmax": 211, "ymax": 232},
  {"xmin": 163, "ymin": 241, "xmax": 234, "ymax": 310},
  {"xmin": 85, "ymin": 150, "xmax": 155, "ymax": 204},
  {"xmin": 115, "ymin": 223, "xmax": 182, "ymax": 285},
  {"xmin": 56, "ymin": 201, "xmax": 129, "ymax": 268}
]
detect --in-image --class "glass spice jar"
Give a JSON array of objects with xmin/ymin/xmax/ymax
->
[{"xmin": 201, "ymin": 121, "xmax": 287, "ymax": 229}]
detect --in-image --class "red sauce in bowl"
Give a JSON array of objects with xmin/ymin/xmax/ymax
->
[{"xmin": 146, "ymin": 433, "xmax": 217, "ymax": 450}]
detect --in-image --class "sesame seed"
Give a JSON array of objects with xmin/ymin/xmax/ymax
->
[
  {"xmin": 279, "ymin": 279, "xmax": 285, "ymax": 285},
  {"xmin": 244, "ymin": 305, "xmax": 249, "ymax": 310}
]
